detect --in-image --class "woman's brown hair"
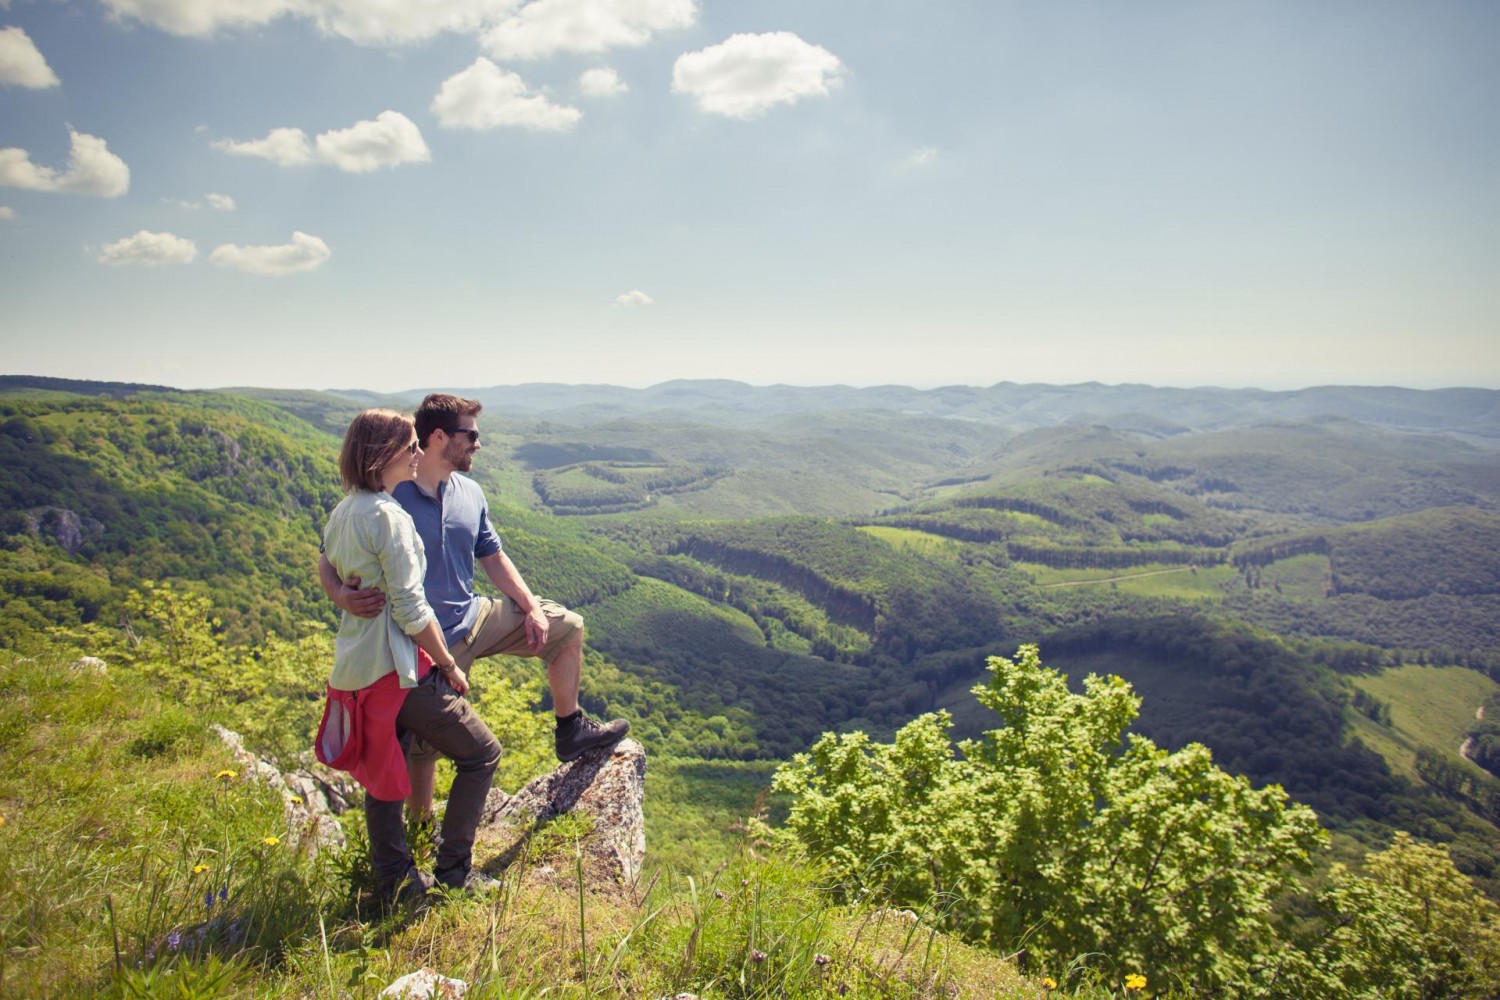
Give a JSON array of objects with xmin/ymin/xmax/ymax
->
[{"xmin": 339, "ymin": 409, "xmax": 414, "ymax": 492}]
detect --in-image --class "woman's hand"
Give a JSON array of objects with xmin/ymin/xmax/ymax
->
[{"xmin": 440, "ymin": 662, "xmax": 470, "ymax": 695}]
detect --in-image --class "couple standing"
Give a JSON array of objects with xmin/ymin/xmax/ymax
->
[{"xmin": 318, "ymin": 393, "xmax": 628, "ymax": 903}]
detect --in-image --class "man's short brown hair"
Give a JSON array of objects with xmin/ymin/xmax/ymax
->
[
  {"xmin": 339, "ymin": 409, "xmax": 414, "ymax": 492},
  {"xmin": 414, "ymin": 393, "xmax": 483, "ymax": 447}
]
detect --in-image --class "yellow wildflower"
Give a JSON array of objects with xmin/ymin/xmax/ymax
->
[
  {"xmin": 191, "ymin": 863, "xmax": 210, "ymax": 874},
  {"xmin": 262, "ymin": 836, "xmax": 280, "ymax": 847},
  {"xmin": 1125, "ymin": 973, "xmax": 1147, "ymax": 991},
  {"xmin": 215, "ymin": 769, "xmax": 237, "ymax": 781},
  {"xmin": 1043, "ymin": 977, "xmax": 1057, "ymax": 990},
  {"xmin": 288, "ymin": 795, "xmax": 303, "ymax": 805}
]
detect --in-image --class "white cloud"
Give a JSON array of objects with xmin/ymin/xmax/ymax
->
[
  {"xmin": 210, "ymin": 231, "xmax": 331, "ymax": 275},
  {"xmin": 99, "ymin": 0, "xmax": 517, "ymax": 45},
  {"xmin": 432, "ymin": 58, "xmax": 581, "ymax": 132},
  {"xmin": 906, "ymin": 147, "xmax": 938, "ymax": 168},
  {"xmin": 99, "ymin": 0, "xmax": 301, "ymax": 38},
  {"xmin": 672, "ymin": 32, "xmax": 843, "ymax": 119},
  {"xmin": 96, "ymin": 230, "xmax": 198, "ymax": 267},
  {"xmin": 214, "ymin": 126, "xmax": 314, "ymax": 166},
  {"xmin": 0, "ymin": 128, "xmax": 130, "ymax": 197},
  {"xmin": 615, "ymin": 289, "xmax": 653, "ymax": 307},
  {"xmin": 579, "ymin": 66, "xmax": 627, "ymax": 97},
  {"xmin": 172, "ymin": 191, "xmax": 239, "ymax": 211},
  {"xmin": 0, "ymin": 205, "xmax": 14, "ymax": 220},
  {"xmin": 482, "ymin": 0, "xmax": 695, "ymax": 61},
  {"xmin": 314, "ymin": 110, "xmax": 430, "ymax": 172},
  {"xmin": 215, "ymin": 112, "xmax": 428, "ymax": 172},
  {"xmin": 0, "ymin": 26, "xmax": 60, "ymax": 88}
]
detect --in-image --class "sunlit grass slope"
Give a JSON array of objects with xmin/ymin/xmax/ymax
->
[
  {"xmin": 1, "ymin": 645, "xmax": 1060, "ymax": 1000},
  {"xmin": 1350, "ymin": 664, "xmax": 1499, "ymax": 781}
]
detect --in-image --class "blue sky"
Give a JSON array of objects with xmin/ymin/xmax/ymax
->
[{"xmin": 1, "ymin": 0, "xmax": 1496, "ymax": 392}]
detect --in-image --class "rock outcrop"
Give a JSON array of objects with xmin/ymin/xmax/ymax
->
[
  {"xmin": 22, "ymin": 506, "xmax": 104, "ymax": 555},
  {"xmin": 480, "ymin": 737, "xmax": 646, "ymax": 886},
  {"xmin": 211, "ymin": 727, "xmax": 648, "ymax": 881},
  {"xmin": 213, "ymin": 725, "xmax": 354, "ymax": 852}
]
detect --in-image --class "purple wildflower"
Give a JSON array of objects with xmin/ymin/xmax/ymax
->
[{"xmin": 167, "ymin": 930, "xmax": 182, "ymax": 951}]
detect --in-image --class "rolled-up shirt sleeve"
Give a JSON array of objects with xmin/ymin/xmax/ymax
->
[
  {"xmin": 372, "ymin": 504, "xmax": 437, "ymax": 635},
  {"xmin": 475, "ymin": 502, "xmax": 502, "ymax": 559}
]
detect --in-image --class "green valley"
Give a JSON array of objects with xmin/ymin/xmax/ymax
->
[{"xmin": 4, "ymin": 375, "xmax": 1500, "ymax": 996}]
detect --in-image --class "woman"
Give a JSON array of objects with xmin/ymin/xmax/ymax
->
[{"xmin": 317, "ymin": 409, "xmax": 500, "ymax": 903}]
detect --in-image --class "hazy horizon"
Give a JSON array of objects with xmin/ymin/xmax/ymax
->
[{"xmin": 6, "ymin": 370, "xmax": 1497, "ymax": 397}]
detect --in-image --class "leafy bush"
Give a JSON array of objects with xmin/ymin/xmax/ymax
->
[{"xmin": 772, "ymin": 644, "xmax": 1327, "ymax": 991}]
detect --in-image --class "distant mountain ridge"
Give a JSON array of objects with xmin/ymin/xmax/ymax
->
[
  {"xmin": 411, "ymin": 380, "xmax": 1500, "ymax": 440},
  {"xmin": 8, "ymin": 375, "xmax": 1494, "ymax": 439}
]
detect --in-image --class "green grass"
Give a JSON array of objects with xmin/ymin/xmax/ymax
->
[
  {"xmin": 1350, "ymin": 664, "xmax": 1498, "ymax": 780},
  {"xmin": 0, "ymin": 650, "xmax": 337, "ymax": 998},
  {"xmin": 857, "ymin": 526, "xmax": 963, "ymax": 562}
]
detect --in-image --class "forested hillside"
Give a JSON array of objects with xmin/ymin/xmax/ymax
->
[{"xmin": 4, "ymin": 378, "xmax": 1500, "ymax": 904}]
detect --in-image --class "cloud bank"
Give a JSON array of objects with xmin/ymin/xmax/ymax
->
[
  {"xmin": 616, "ymin": 289, "xmax": 653, "ymax": 306},
  {"xmin": 672, "ymin": 32, "xmax": 843, "ymax": 119},
  {"xmin": 0, "ymin": 128, "xmax": 130, "ymax": 197},
  {"xmin": 96, "ymin": 230, "xmax": 198, "ymax": 266},
  {"xmin": 0, "ymin": 26, "xmax": 60, "ymax": 88},
  {"xmin": 210, "ymin": 231, "xmax": 331, "ymax": 275},
  {"xmin": 432, "ymin": 59, "xmax": 581, "ymax": 132},
  {"xmin": 215, "ymin": 111, "xmax": 429, "ymax": 171},
  {"xmin": 98, "ymin": 0, "xmax": 690, "ymax": 52}
]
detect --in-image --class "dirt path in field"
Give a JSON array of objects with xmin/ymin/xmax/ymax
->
[
  {"xmin": 1038, "ymin": 567, "xmax": 1196, "ymax": 589},
  {"xmin": 1461, "ymin": 705, "xmax": 1485, "ymax": 762}
]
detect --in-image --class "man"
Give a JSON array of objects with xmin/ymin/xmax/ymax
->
[{"xmin": 321, "ymin": 393, "xmax": 628, "ymax": 825}]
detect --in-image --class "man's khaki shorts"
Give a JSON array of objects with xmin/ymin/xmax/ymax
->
[
  {"xmin": 408, "ymin": 595, "xmax": 582, "ymax": 767},
  {"xmin": 451, "ymin": 595, "xmax": 582, "ymax": 670}
]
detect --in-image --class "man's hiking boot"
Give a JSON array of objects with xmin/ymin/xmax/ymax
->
[
  {"xmin": 434, "ymin": 863, "xmax": 500, "ymax": 896},
  {"xmin": 380, "ymin": 864, "xmax": 435, "ymax": 908},
  {"xmin": 555, "ymin": 712, "xmax": 630, "ymax": 762}
]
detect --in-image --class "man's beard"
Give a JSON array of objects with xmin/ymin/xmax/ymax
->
[{"xmin": 446, "ymin": 439, "xmax": 474, "ymax": 472}]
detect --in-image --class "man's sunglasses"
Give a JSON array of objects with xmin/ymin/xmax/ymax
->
[{"xmin": 443, "ymin": 427, "xmax": 480, "ymax": 443}]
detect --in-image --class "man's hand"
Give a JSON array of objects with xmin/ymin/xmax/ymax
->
[
  {"xmin": 523, "ymin": 606, "xmax": 549, "ymax": 654},
  {"xmin": 335, "ymin": 575, "xmax": 385, "ymax": 619}
]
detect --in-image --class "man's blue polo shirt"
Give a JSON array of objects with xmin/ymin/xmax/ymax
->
[{"xmin": 391, "ymin": 474, "xmax": 502, "ymax": 647}]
